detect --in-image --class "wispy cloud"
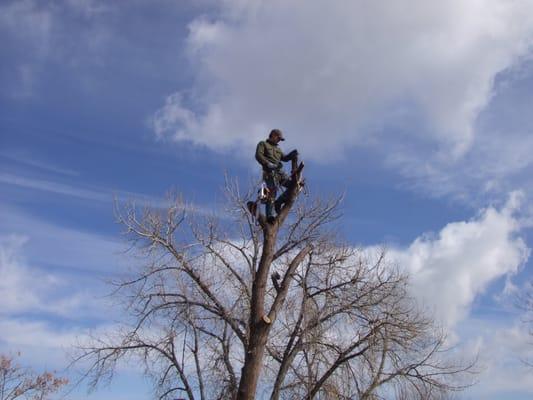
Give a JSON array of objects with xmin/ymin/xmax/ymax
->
[
  {"xmin": 0, "ymin": 172, "xmax": 108, "ymax": 202},
  {"xmin": 0, "ymin": 172, "xmax": 217, "ymax": 215},
  {"xmin": 0, "ymin": 150, "xmax": 80, "ymax": 176},
  {"xmin": 0, "ymin": 0, "xmax": 115, "ymax": 99},
  {"xmin": 0, "ymin": 204, "xmax": 123, "ymax": 274},
  {"xmin": 0, "ymin": 0, "xmax": 52, "ymax": 98}
]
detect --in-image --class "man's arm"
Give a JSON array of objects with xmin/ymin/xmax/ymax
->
[{"xmin": 281, "ymin": 149, "xmax": 298, "ymax": 162}]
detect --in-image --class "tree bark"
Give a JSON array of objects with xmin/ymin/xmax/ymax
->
[{"xmin": 236, "ymin": 226, "xmax": 277, "ymax": 400}]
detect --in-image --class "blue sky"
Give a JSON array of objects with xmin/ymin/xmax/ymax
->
[{"xmin": 1, "ymin": 1, "xmax": 533, "ymax": 399}]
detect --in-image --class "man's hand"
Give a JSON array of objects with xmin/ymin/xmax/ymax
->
[{"xmin": 266, "ymin": 162, "xmax": 279, "ymax": 170}]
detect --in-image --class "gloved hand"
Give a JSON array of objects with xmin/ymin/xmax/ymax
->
[{"xmin": 276, "ymin": 161, "xmax": 283, "ymax": 170}]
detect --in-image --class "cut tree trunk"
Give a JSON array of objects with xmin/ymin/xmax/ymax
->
[{"xmin": 236, "ymin": 161, "xmax": 305, "ymax": 400}]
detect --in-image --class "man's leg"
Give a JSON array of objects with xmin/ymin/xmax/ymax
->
[
  {"xmin": 274, "ymin": 189, "xmax": 290, "ymax": 214},
  {"xmin": 266, "ymin": 199, "xmax": 275, "ymax": 220},
  {"xmin": 264, "ymin": 174, "xmax": 277, "ymax": 222},
  {"xmin": 274, "ymin": 171, "xmax": 291, "ymax": 214}
]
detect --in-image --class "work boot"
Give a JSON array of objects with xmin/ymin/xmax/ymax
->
[{"xmin": 247, "ymin": 201, "xmax": 257, "ymax": 217}]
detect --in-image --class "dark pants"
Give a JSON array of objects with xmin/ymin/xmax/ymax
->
[{"xmin": 264, "ymin": 170, "xmax": 290, "ymax": 218}]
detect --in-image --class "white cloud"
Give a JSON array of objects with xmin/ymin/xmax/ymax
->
[
  {"xmin": 359, "ymin": 192, "xmax": 533, "ymax": 397},
  {"xmin": 0, "ymin": 218, "xmax": 146, "ymax": 394},
  {"xmin": 65, "ymin": 0, "xmax": 111, "ymax": 18},
  {"xmin": 0, "ymin": 235, "xmax": 57, "ymax": 315},
  {"xmin": 457, "ymin": 318, "xmax": 533, "ymax": 398},
  {"xmin": 153, "ymin": 0, "xmax": 533, "ymax": 164},
  {"xmin": 0, "ymin": 0, "xmax": 53, "ymax": 97},
  {"xmin": 0, "ymin": 318, "xmax": 81, "ymax": 353},
  {"xmin": 0, "ymin": 0, "xmax": 114, "ymax": 98},
  {"xmin": 385, "ymin": 63, "xmax": 533, "ymax": 201},
  {"xmin": 0, "ymin": 222, "xmax": 146, "ymax": 394},
  {"xmin": 0, "ymin": 317, "xmax": 149, "ymax": 400},
  {"xmin": 479, "ymin": 325, "xmax": 533, "ymax": 394},
  {"xmin": 386, "ymin": 191, "xmax": 530, "ymax": 330},
  {"xmin": 0, "ymin": 233, "xmax": 112, "ymax": 319},
  {"xmin": 0, "ymin": 204, "xmax": 123, "ymax": 275},
  {"xmin": 0, "ymin": 0, "xmax": 52, "ymax": 55}
]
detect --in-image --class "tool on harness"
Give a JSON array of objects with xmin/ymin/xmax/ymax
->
[
  {"xmin": 246, "ymin": 182, "xmax": 272, "ymax": 221},
  {"xmin": 259, "ymin": 182, "xmax": 270, "ymax": 203}
]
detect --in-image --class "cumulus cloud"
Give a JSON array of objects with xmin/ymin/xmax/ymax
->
[
  {"xmin": 386, "ymin": 191, "xmax": 530, "ymax": 329},
  {"xmin": 360, "ymin": 191, "xmax": 533, "ymax": 397},
  {"xmin": 153, "ymin": 0, "xmax": 533, "ymax": 163}
]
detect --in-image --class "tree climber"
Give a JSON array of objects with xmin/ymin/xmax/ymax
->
[{"xmin": 249, "ymin": 129, "xmax": 298, "ymax": 223}]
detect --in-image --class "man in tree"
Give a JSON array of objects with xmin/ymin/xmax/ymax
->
[{"xmin": 251, "ymin": 129, "xmax": 298, "ymax": 222}]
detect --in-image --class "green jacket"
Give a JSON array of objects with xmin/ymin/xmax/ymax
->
[{"xmin": 255, "ymin": 140, "xmax": 290, "ymax": 171}]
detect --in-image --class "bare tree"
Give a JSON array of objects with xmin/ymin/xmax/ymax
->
[
  {"xmin": 74, "ymin": 168, "xmax": 474, "ymax": 399},
  {"xmin": 0, "ymin": 353, "xmax": 67, "ymax": 400}
]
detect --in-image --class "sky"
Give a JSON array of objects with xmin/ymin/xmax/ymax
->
[{"xmin": 1, "ymin": 0, "xmax": 533, "ymax": 399}]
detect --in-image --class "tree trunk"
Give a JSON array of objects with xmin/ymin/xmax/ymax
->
[
  {"xmin": 236, "ymin": 226, "xmax": 277, "ymax": 400},
  {"xmin": 236, "ymin": 325, "xmax": 269, "ymax": 400},
  {"xmin": 236, "ymin": 163, "xmax": 305, "ymax": 400}
]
